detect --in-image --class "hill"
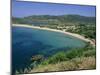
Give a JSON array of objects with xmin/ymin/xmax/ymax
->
[{"xmin": 12, "ymin": 15, "xmax": 96, "ymax": 25}]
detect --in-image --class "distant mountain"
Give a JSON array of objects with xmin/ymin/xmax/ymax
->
[
  {"xmin": 12, "ymin": 15, "xmax": 96, "ymax": 25},
  {"xmin": 59, "ymin": 15, "xmax": 95, "ymax": 24}
]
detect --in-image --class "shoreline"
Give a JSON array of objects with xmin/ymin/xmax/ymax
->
[{"xmin": 12, "ymin": 24, "xmax": 95, "ymax": 46}]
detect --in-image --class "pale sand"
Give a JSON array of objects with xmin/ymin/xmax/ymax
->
[{"xmin": 12, "ymin": 24, "xmax": 95, "ymax": 46}]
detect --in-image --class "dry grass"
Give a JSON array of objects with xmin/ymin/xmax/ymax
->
[{"xmin": 29, "ymin": 56, "xmax": 96, "ymax": 73}]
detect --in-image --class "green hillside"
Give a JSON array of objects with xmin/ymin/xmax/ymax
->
[{"xmin": 12, "ymin": 15, "xmax": 96, "ymax": 25}]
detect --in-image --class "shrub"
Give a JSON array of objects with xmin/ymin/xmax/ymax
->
[
  {"xmin": 41, "ymin": 52, "xmax": 68, "ymax": 64},
  {"xmin": 65, "ymin": 48, "xmax": 84, "ymax": 59},
  {"xmin": 83, "ymin": 50, "xmax": 96, "ymax": 57},
  {"xmin": 29, "ymin": 57, "xmax": 96, "ymax": 73},
  {"xmin": 48, "ymin": 52, "xmax": 68, "ymax": 64}
]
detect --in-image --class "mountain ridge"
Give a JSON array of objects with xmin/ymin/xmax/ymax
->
[{"xmin": 12, "ymin": 14, "xmax": 96, "ymax": 25}]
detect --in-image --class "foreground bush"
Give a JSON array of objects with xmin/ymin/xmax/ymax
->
[
  {"xmin": 41, "ymin": 44, "xmax": 95, "ymax": 65},
  {"xmin": 15, "ymin": 44, "xmax": 96, "ymax": 74},
  {"xmin": 30, "ymin": 56, "xmax": 95, "ymax": 73}
]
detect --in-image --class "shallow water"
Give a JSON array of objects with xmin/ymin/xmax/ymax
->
[{"xmin": 12, "ymin": 26, "xmax": 86, "ymax": 73}]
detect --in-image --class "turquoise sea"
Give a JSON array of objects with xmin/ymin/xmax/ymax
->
[{"xmin": 12, "ymin": 26, "xmax": 86, "ymax": 73}]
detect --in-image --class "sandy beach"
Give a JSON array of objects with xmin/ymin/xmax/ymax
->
[{"xmin": 12, "ymin": 24, "xmax": 95, "ymax": 46}]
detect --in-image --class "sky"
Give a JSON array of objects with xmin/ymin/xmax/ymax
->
[{"xmin": 12, "ymin": 0, "xmax": 96, "ymax": 18}]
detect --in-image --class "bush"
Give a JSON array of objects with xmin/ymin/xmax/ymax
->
[
  {"xmin": 21, "ymin": 44, "xmax": 96, "ymax": 74},
  {"xmin": 48, "ymin": 52, "xmax": 68, "ymax": 64},
  {"xmin": 29, "ymin": 57, "xmax": 96, "ymax": 73},
  {"xmin": 41, "ymin": 52, "xmax": 68, "ymax": 64},
  {"xmin": 83, "ymin": 50, "xmax": 96, "ymax": 57},
  {"xmin": 41, "ymin": 44, "xmax": 96, "ymax": 65},
  {"xmin": 65, "ymin": 48, "xmax": 84, "ymax": 59}
]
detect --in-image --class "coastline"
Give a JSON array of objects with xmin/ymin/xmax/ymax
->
[{"xmin": 12, "ymin": 24, "xmax": 95, "ymax": 46}]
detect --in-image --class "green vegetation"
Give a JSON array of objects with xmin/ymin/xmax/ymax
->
[
  {"xmin": 12, "ymin": 15, "xmax": 96, "ymax": 39},
  {"xmin": 12, "ymin": 17, "xmax": 32, "ymax": 25},
  {"xmin": 15, "ymin": 43, "xmax": 96, "ymax": 74},
  {"xmin": 30, "ymin": 57, "xmax": 95, "ymax": 73},
  {"xmin": 39, "ymin": 44, "xmax": 95, "ymax": 65},
  {"xmin": 13, "ymin": 15, "xmax": 96, "ymax": 74},
  {"xmin": 29, "ymin": 44, "xmax": 95, "ymax": 73},
  {"xmin": 66, "ymin": 24, "xmax": 96, "ymax": 39},
  {"xmin": 12, "ymin": 15, "xmax": 95, "ymax": 25},
  {"xmin": 12, "ymin": 15, "xmax": 96, "ymax": 24}
]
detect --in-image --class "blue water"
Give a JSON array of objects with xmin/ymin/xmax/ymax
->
[{"xmin": 12, "ymin": 26, "xmax": 86, "ymax": 73}]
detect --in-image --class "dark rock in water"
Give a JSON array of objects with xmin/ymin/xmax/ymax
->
[{"xmin": 31, "ymin": 55, "xmax": 44, "ymax": 62}]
